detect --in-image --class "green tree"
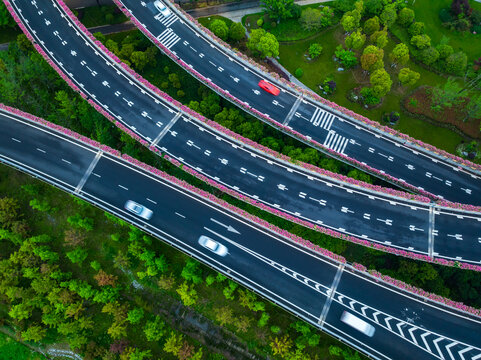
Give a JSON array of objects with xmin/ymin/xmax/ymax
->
[
  {"xmin": 363, "ymin": 16, "xmax": 380, "ymax": 35},
  {"xmin": 398, "ymin": 67, "xmax": 420, "ymax": 86},
  {"xmin": 380, "ymin": 4, "xmax": 397, "ymax": 27},
  {"xmin": 176, "ymin": 282, "xmax": 198, "ymax": 306},
  {"xmin": 8, "ymin": 303, "xmax": 32, "ymax": 321},
  {"xmin": 262, "ymin": 0, "xmax": 294, "ymax": 20},
  {"xmin": 430, "ymin": 77, "xmax": 464, "ymax": 110},
  {"xmin": 0, "ymin": 197, "xmax": 20, "ymax": 229},
  {"xmin": 270, "ymin": 335, "xmax": 293, "ymax": 357},
  {"xmin": 411, "ymin": 34, "xmax": 431, "ymax": 49},
  {"xmin": 130, "ymin": 51, "xmax": 149, "ymax": 71},
  {"xmin": 0, "ymin": 2, "xmax": 15, "ymax": 28},
  {"xmin": 361, "ymin": 45, "xmax": 384, "ymax": 71},
  {"xmin": 143, "ymin": 315, "xmax": 166, "ymax": 341},
  {"xmin": 299, "ymin": 8, "xmax": 322, "ymax": 30},
  {"xmin": 247, "ymin": 29, "xmax": 279, "ymax": 58},
  {"xmin": 229, "ymin": 22, "xmax": 245, "ymax": 41},
  {"xmin": 335, "ymin": 46, "xmax": 358, "ymax": 68},
  {"xmin": 181, "ymin": 259, "xmax": 202, "ymax": 284},
  {"xmin": 389, "ymin": 43, "xmax": 410, "ymax": 66},
  {"xmin": 66, "ymin": 248, "xmax": 88, "ymax": 265},
  {"xmin": 105, "ymin": 39, "xmax": 120, "ymax": 55},
  {"xmin": 213, "ymin": 306, "xmax": 233, "ymax": 326},
  {"xmin": 341, "ymin": 14, "xmax": 357, "ymax": 32},
  {"xmin": 257, "ymin": 312, "xmax": 270, "ymax": 327},
  {"xmin": 408, "ymin": 21, "xmax": 425, "ymax": 36},
  {"xmin": 370, "ymin": 27, "xmax": 388, "ymax": 48},
  {"xmin": 345, "ymin": 29, "xmax": 366, "ymax": 50},
  {"xmin": 119, "ymin": 43, "xmax": 135, "ymax": 60},
  {"xmin": 445, "ymin": 51, "xmax": 467, "ymax": 75},
  {"xmin": 420, "ymin": 47, "xmax": 440, "ymax": 66},
  {"xmin": 127, "ymin": 307, "xmax": 144, "ymax": 324},
  {"xmin": 163, "ymin": 332, "xmax": 183, "ymax": 356},
  {"xmin": 464, "ymin": 94, "xmax": 481, "ymax": 122},
  {"xmin": 128, "ymin": 349, "xmax": 152, "ymax": 360},
  {"xmin": 21, "ymin": 325, "xmax": 46, "ymax": 343},
  {"xmin": 370, "ymin": 68, "xmax": 392, "ymax": 97},
  {"xmin": 209, "ymin": 19, "xmax": 229, "ymax": 41},
  {"xmin": 364, "ymin": 0, "xmax": 383, "ymax": 16},
  {"xmin": 436, "ymin": 44, "xmax": 454, "ymax": 60},
  {"xmin": 308, "ymin": 43, "xmax": 323, "ymax": 58},
  {"xmin": 397, "ymin": 7, "xmax": 414, "ymax": 27}
]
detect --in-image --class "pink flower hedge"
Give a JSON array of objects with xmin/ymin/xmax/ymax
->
[
  {"xmin": 6, "ymin": 0, "xmax": 481, "ymax": 267},
  {"xmin": 113, "ymin": 0, "xmax": 481, "ymax": 208},
  {"xmin": 2, "ymin": 102, "xmax": 480, "ymax": 319}
]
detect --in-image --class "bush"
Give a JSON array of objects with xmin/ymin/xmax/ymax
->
[
  {"xmin": 334, "ymin": 46, "xmax": 358, "ymax": 69},
  {"xmin": 257, "ymin": 18, "xmax": 263, "ymax": 27},
  {"xmin": 360, "ymin": 87, "xmax": 381, "ymax": 105},
  {"xmin": 439, "ymin": 8, "xmax": 453, "ymax": 23},
  {"xmin": 295, "ymin": 68, "xmax": 304, "ymax": 78},
  {"xmin": 308, "ymin": 43, "xmax": 323, "ymax": 58},
  {"xmin": 436, "ymin": 44, "xmax": 454, "ymax": 59},
  {"xmin": 445, "ymin": 51, "xmax": 468, "ymax": 75},
  {"xmin": 409, "ymin": 21, "xmax": 425, "ymax": 36},
  {"xmin": 229, "ymin": 22, "xmax": 245, "ymax": 42},
  {"xmin": 398, "ymin": 7, "xmax": 415, "ymax": 27}
]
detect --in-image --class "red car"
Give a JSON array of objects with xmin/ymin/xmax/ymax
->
[{"xmin": 258, "ymin": 79, "xmax": 280, "ymax": 96}]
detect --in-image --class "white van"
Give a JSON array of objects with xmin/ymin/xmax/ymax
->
[{"xmin": 340, "ymin": 311, "xmax": 376, "ymax": 337}]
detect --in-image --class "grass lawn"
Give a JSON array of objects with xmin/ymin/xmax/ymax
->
[
  {"xmin": 79, "ymin": 5, "xmax": 128, "ymax": 28},
  {"xmin": 410, "ymin": 0, "xmax": 481, "ymax": 62},
  {"xmin": 198, "ymin": 15, "xmax": 233, "ymax": 28},
  {"xmin": 278, "ymin": 24, "xmax": 465, "ymax": 154},
  {"xmin": 0, "ymin": 332, "xmax": 46, "ymax": 360}
]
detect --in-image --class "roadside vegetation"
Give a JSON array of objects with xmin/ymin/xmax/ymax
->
[
  {"xmin": 1, "ymin": 2, "xmax": 481, "ymax": 359},
  {"xmin": 243, "ymin": 0, "xmax": 481, "ymax": 159}
]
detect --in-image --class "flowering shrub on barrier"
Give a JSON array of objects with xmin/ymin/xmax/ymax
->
[
  {"xmin": 113, "ymin": 0, "xmax": 481, "ymax": 191},
  {"xmin": 2, "ymin": 102, "xmax": 480, "ymax": 319},
  {"xmin": 6, "ymin": 0, "xmax": 481, "ymax": 267}
]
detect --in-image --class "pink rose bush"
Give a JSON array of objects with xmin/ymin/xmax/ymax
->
[
  {"xmin": 113, "ymin": 0, "xmax": 481, "ymax": 210},
  {"xmin": 2, "ymin": 102, "xmax": 480, "ymax": 319},
  {"xmin": 5, "ymin": 0, "xmax": 481, "ymax": 267}
]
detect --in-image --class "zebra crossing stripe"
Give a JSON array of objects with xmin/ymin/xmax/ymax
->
[
  {"xmin": 323, "ymin": 131, "xmax": 350, "ymax": 154},
  {"xmin": 161, "ymin": 14, "xmax": 177, "ymax": 27},
  {"xmin": 157, "ymin": 29, "xmax": 180, "ymax": 49},
  {"xmin": 309, "ymin": 108, "xmax": 335, "ymax": 130}
]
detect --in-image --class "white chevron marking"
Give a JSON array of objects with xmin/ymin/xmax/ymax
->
[
  {"xmin": 445, "ymin": 342, "xmax": 459, "ymax": 360},
  {"xmin": 421, "ymin": 332, "xmax": 432, "ymax": 353},
  {"xmin": 408, "ymin": 327, "xmax": 418, "ymax": 346},
  {"xmin": 458, "ymin": 347, "xmax": 473, "ymax": 360}
]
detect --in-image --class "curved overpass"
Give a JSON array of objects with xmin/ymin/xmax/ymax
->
[
  {"xmin": 1, "ymin": 105, "xmax": 481, "ymax": 360},
  {"xmin": 115, "ymin": 0, "xmax": 481, "ymax": 205},
  {"xmin": 5, "ymin": 0, "xmax": 481, "ymax": 266}
]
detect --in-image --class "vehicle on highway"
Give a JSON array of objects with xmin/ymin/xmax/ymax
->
[
  {"xmin": 198, "ymin": 235, "xmax": 228, "ymax": 256},
  {"xmin": 124, "ymin": 200, "xmax": 153, "ymax": 220},
  {"xmin": 153, "ymin": 0, "xmax": 171, "ymax": 17},
  {"xmin": 340, "ymin": 311, "xmax": 375, "ymax": 337},
  {"xmin": 258, "ymin": 80, "xmax": 280, "ymax": 96}
]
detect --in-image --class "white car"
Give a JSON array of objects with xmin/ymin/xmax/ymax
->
[
  {"xmin": 124, "ymin": 200, "xmax": 153, "ymax": 220},
  {"xmin": 340, "ymin": 311, "xmax": 375, "ymax": 337},
  {"xmin": 198, "ymin": 235, "xmax": 228, "ymax": 256},
  {"xmin": 154, "ymin": 0, "xmax": 171, "ymax": 17}
]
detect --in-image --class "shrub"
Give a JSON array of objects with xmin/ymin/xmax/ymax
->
[
  {"xmin": 411, "ymin": 34, "xmax": 431, "ymax": 49},
  {"xmin": 436, "ymin": 44, "xmax": 454, "ymax": 59},
  {"xmin": 364, "ymin": 16, "xmax": 380, "ymax": 35},
  {"xmin": 439, "ymin": 8, "xmax": 453, "ymax": 23},
  {"xmin": 308, "ymin": 43, "xmax": 323, "ymax": 58},
  {"xmin": 295, "ymin": 68, "xmax": 304, "ymax": 78},
  {"xmin": 420, "ymin": 46, "xmax": 440, "ymax": 65},
  {"xmin": 105, "ymin": 13, "xmax": 114, "ymax": 24},
  {"xmin": 271, "ymin": 325, "xmax": 281, "ymax": 334},
  {"xmin": 229, "ymin": 22, "xmax": 245, "ymax": 42},
  {"xmin": 360, "ymin": 87, "xmax": 381, "ymax": 105},
  {"xmin": 334, "ymin": 45, "xmax": 358, "ymax": 69},
  {"xmin": 257, "ymin": 18, "xmax": 264, "ymax": 27},
  {"xmin": 398, "ymin": 7, "xmax": 415, "ymax": 27},
  {"xmin": 176, "ymin": 90, "xmax": 185, "ymax": 98},
  {"xmin": 445, "ymin": 51, "xmax": 468, "ymax": 75}
]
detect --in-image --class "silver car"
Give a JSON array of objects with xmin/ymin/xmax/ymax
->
[
  {"xmin": 198, "ymin": 235, "xmax": 228, "ymax": 256},
  {"xmin": 124, "ymin": 200, "xmax": 153, "ymax": 220},
  {"xmin": 154, "ymin": 0, "xmax": 171, "ymax": 17},
  {"xmin": 340, "ymin": 311, "xmax": 375, "ymax": 337}
]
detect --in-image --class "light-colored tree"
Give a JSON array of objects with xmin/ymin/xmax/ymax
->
[
  {"xmin": 370, "ymin": 27, "xmax": 388, "ymax": 48},
  {"xmin": 397, "ymin": 7, "xmax": 414, "ymax": 27},
  {"xmin": 299, "ymin": 8, "xmax": 322, "ymax": 30},
  {"xmin": 411, "ymin": 34, "xmax": 431, "ymax": 49},
  {"xmin": 398, "ymin": 67, "xmax": 420, "ymax": 86},
  {"xmin": 363, "ymin": 16, "xmax": 380, "ymax": 35},
  {"xmin": 361, "ymin": 45, "xmax": 384, "ymax": 71},
  {"xmin": 341, "ymin": 14, "xmax": 357, "ymax": 32},
  {"xmin": 247, "ymin": 29, "xmax": 279, "ymax": 58},
  {"xmin": 370, "ymin": 68, "xmax": 392, "ymax": 97},
  {"xmin": 380, "ymin": 4, "xmax": 397, "ymax": 27},
  {"xmin": 213, "ymin": 306, "xmax": 234, "ymax": 326},
  {"xmin": 209, "ymin": 19, "xmax": 229, "ymax": 40},
  {"xmin": 270, "ymin": 335, "xmax": 293, "ymax": 356},
  {"xmin": 345, "ymin": 29, "xmax": 366, "ymax": 50},
  {"xmin": 389, "ymin": 43, "xmax": 410, "ymax": 66},
  {"xmin": 420, "ymin": 47, "xmax": 440, "ymax": 65},
  {"xmin": 262, "ymin": 0, "xmax": 294, "ymax": 20}
]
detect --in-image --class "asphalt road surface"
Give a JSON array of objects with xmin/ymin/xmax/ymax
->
[
  {"xmin": 8, "ymin": 0, "xmax": 481, "ymax": 264},
  {"xmin": 2, "ymin": 107, "xmax": 481, "ymax": 360},
  {"xmin": 116, "ymin": 0, "xmax": 481, "ymax": 205}
]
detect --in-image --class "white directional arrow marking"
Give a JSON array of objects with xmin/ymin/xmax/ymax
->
[
  {"xmin": 433, "ymin": 337, "xmax": 445, "ymax": 358},
  {"xmin": 210, "ymin": 218, "xmax": 240, "ymax": 234},
  {"xmin": 459, "ymin": 347, "xmax": 474, "ymax": 360},
  {"xmin": 408, "ymin": 327, "xmax": 418, "ymax": 345},
  {"xmin": 421, "ymin": 332, "xmax": 432, "ymax": 353},
  {"xmin": 445, "ymin": 342, "xmax": 459, "ymax": 360}
]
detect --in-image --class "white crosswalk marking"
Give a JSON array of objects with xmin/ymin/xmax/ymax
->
[
  {"xmin": 309, "ymin": 108, "xmax": 335, "ymax": 130},
  {"xmin": 323, "ymin": 131, "xmax": 350, "ymax": 154},
  {"xmin": 154, "ymin": 12, "xmax": 178, "ymax": 27},
  {"xmin": 156, "ymin": 28, "xmax": 180, "ymax": 49}
]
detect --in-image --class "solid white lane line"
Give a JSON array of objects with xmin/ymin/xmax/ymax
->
[
  {"xmin": 175, "ymin": 212, "xmax": 186, "ymax": 218},
  {"xmin": 11, "ymin": 137, "xmax": 21, "ymax": 143},
  {"xmin": 146, "ymin": 198, "xmax": 157, "ymax": 204},
  {"xmin": 118, "ymin": 184, "xmax": 128, "ymax": 190},
  {"xmin": 36, "ymin": 148, "xmax": 46, "ymax": 153}
]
